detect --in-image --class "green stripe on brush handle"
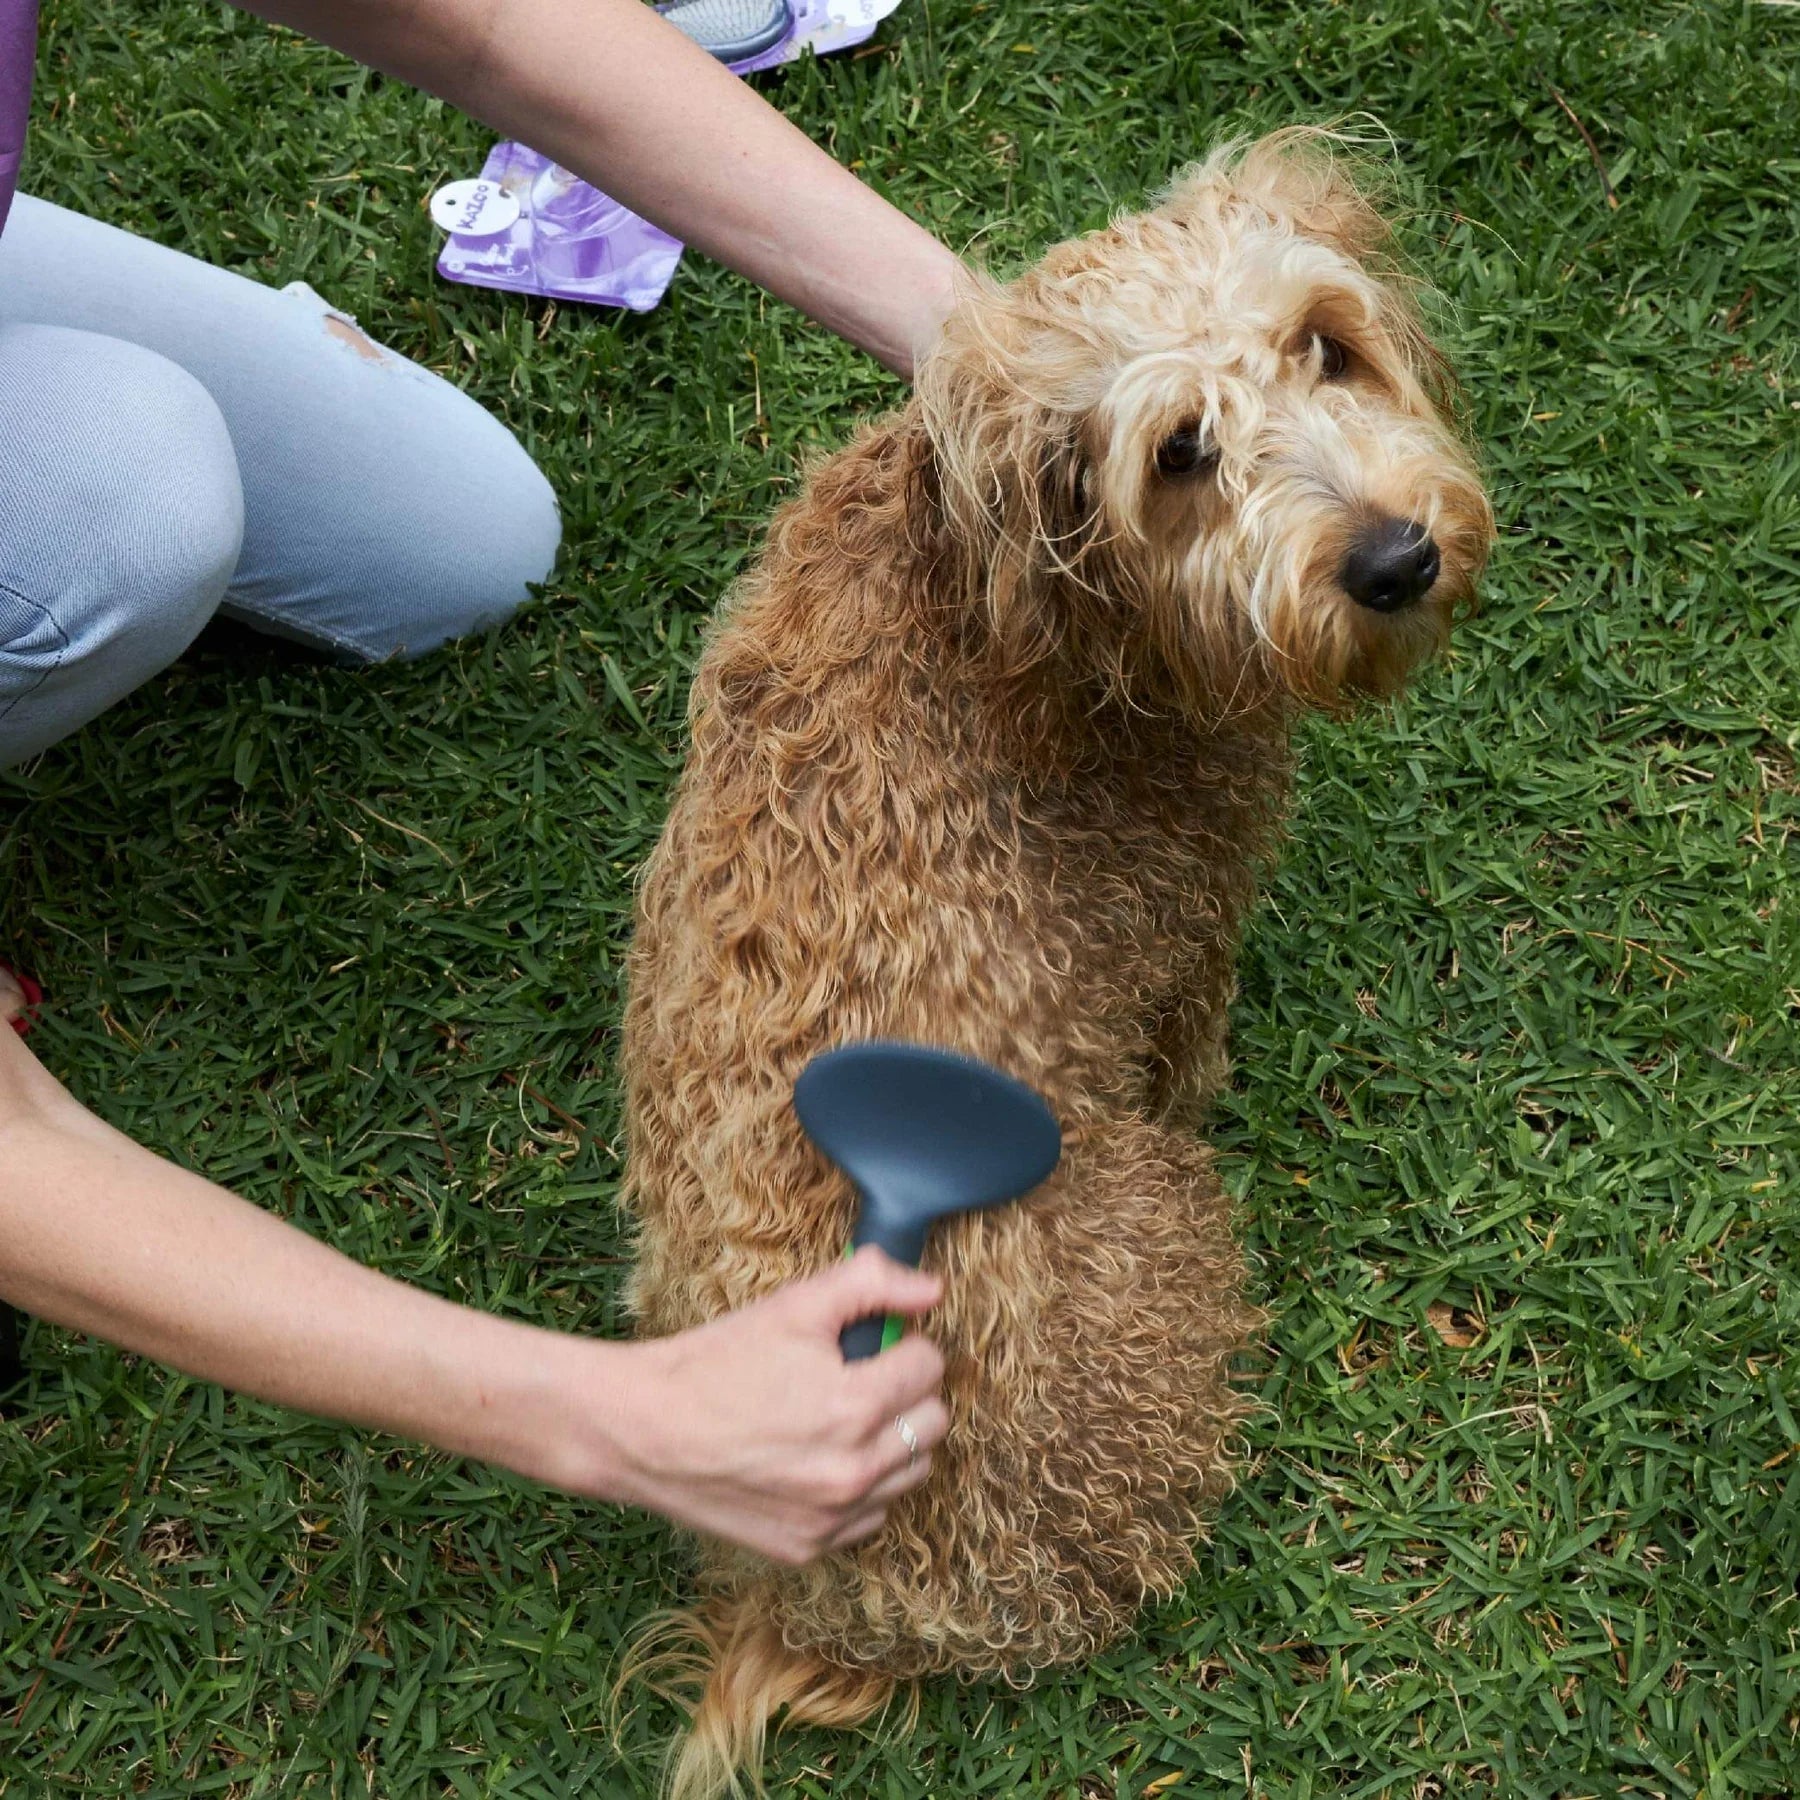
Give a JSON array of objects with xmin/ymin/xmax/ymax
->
[{"xmin": 840, "ymin": 1244, "xmax": 907, "ymax": 1359}]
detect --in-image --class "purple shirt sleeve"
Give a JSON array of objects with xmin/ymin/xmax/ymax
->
[{"xmin": 0, "ymin": 0, "xmax": 41, "ymax": 242}]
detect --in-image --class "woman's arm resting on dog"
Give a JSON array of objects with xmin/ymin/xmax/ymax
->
[
  {"xmin": 0, "ymin": 1022, "xmax": 947, "ymax": 1563},
  {"xmin": 245, "ymin": 0, "xmax": 963, "ymax": 377}
]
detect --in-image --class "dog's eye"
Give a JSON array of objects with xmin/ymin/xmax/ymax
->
[
  {"xmin": 1155, "ymin": 425, "xmax": 1217, "ymax": 478},
  {"xmin": 1314, "ymin": 334, "xmax": 1350, "ymax": 380}
]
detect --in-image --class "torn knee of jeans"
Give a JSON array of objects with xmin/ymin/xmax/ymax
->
[{"xmin": 323, "ymin": 314, "xmax": 391, "ymax": 364}]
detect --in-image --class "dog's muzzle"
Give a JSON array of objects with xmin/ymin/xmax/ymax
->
[{"xmin": 1340, "ymin": 517, "xmax": 1442, "ymax": 613}]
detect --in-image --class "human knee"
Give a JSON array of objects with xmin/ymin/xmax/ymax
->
[
  {"xmin": 102, "ymin": 347, "xmax": 245, "ymax": 653},
  {"xmin": 4, "ymin": 330, "xmax": 243, "ymax": 670},
  {"xmin": 0, "ymin": 330, "xmax": 243, "ymax": 769},
  {"xmin": 234, "ymin": 285, "xmax": 560, "ymax": 660},
  {"xmin": 427, "ymin": 413, "xmax": 561, "ymax": 638},
  {"xmin": 360, "ymin": 409, "xmax": 561, "ymax": 661}
]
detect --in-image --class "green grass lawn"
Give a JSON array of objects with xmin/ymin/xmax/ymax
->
[{"xmin": 4, "ymin": 0, "xmax": 1799, "ymax": 1793}]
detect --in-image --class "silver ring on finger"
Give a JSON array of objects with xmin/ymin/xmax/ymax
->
[{"xmin": 894, "ymin": 1413, "xmax": 919, "ymax": 1467}]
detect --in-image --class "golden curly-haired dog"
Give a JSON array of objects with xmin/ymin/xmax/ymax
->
[{"xmin": 620, "ymin": 130, "xmax": 1493, "ymax": 1797}]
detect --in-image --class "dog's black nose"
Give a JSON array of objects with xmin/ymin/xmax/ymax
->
[{"xmin": 1340, "ymin": 518, "xmax": 1442, "ymax": 613}]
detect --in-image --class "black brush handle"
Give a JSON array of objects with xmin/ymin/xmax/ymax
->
[
  {"xmin": 839, "ymin": 1313, "xmax": 889, "ymax": 1361},
  {"xmin": 838, "ymin": 1214, "xmax": 929, "ymax": 1361}
]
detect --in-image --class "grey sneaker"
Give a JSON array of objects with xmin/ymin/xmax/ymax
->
[{"xmin": 660, "ymin": 0, "xmax": 794, "ymax": 62}]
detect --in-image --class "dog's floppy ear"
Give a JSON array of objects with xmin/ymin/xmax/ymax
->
[{"xmin": 915, "ymin": 277, "xmax": 1094, "ymax": 674}]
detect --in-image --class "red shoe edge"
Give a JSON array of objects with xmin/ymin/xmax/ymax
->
[{"xmin": 1, "ymin": 963, "xmax": 42, "ymax": 1038}]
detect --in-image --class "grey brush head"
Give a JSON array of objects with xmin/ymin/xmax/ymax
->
[{"xmin": 794, "ymin": 1041, "xmax": 1062, "ymax": 1267}]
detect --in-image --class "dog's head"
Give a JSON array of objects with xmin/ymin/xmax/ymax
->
[{"xmin": 918, "ymin": 130, "xmax": 1494, "ymax": 715}]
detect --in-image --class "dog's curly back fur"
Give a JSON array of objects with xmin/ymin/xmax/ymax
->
[{"xmin": 619, "ymin": 130, "xmax": 1492, "ymax": 1799}]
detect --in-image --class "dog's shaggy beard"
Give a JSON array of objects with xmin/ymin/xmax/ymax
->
[
  {"xmin": 924, "ymin": 393, "xmax": 1487, "ymax": 730},
  {"xmin": 1090, "ymin": 386, "xmax": 1493, "ymax": 715}
]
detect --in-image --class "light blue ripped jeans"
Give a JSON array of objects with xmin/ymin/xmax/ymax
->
[{"xmin": 0, "ymin": 196, "xmax": 563, "ymax": 768}]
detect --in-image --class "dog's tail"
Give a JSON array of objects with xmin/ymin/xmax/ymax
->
[{"xmin": 619, "ymin": 1589, "xmax": 904, "ymax": 1800}]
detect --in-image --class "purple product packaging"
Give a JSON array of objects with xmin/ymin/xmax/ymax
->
[
  {"xmin": 434, "ymin": 146, "xmax": 684, "ymax": 311},
  {"xmin": 434, "ymin": 0, "xmax": 903, "ymax": 311}
]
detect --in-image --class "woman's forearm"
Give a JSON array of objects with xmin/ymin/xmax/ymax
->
[
  {"xmin": 249, "ymin": 0, "xmax": 964, "ymax": 375},
  {"xmin": 0, "ymin": 1022, "xmax": 950, "ymax": 1562},
  {"xmin": 0, "ymin": 1027, "xmax": 605, "ymax": 1486}
]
